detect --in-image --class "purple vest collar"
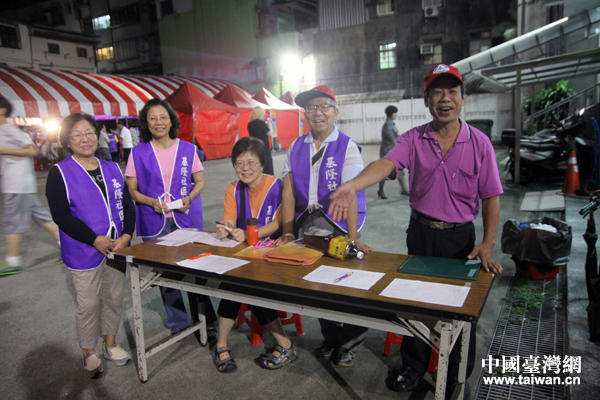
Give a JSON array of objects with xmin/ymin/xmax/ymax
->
[{"xmin": 55, "ymin": 157, "xmax": 124, "ymax": 270}]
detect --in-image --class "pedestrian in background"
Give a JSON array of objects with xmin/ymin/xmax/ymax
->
[
  {"xmin": 247, "ymin": 105, "xmax": 274, "ymax": 176},
  {"xmin": 117, "ymin": 120, "xmax": 133, "ymax": 162},
  {"xmin": 378, "ymin": 105, "xmax": 409, "ymax": 199},
  {"xmin": 0, "ymin": 97, "xmax": 60, "ymax": 276},
  {"xmin": 97, "ymin": 125, "xmax": 112, "ymax": 161}
]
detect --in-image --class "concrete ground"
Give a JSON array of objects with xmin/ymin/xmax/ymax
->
[{"xmin": 0, "ymin": 144, "xmax": 598, "ymax": 399}]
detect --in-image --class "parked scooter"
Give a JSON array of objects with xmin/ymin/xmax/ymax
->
[{"xmin": 501, "ymin": 109, "xmax": 593, "ymax": 187}]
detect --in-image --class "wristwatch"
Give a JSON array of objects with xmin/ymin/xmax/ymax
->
[{"xmin": 188, "ymin": 194, "xmax": 195, "ymax": 204}]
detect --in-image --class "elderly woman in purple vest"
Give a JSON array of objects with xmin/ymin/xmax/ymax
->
[
  {"xmin": 274, "ymin": 85, "xmax": 374, "ymax": 367},
  {"xmin": 124, "ymin": 99, "xmax": 217, "ymax": 338},
  {"xmin": 45, "ymin": 113, "xmax": 135, "ymax": 377},
  {"xmin": 213, "ymin": 137, "xmax": 296, "ymax": 372}
]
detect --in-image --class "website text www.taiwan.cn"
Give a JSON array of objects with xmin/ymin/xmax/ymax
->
[{"xmin": 481, "ymin": 355, "xmax": 581, "ymax": 386}]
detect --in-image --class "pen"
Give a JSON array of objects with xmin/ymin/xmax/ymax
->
[
  {"xmin": 158, "ymin": 197, "xmax": 165, "ymax": 215},
  {"xmin": 215, "ymin": 221, "xmax": 233, "ymax": 233},
  {"xmin": 334, "ymin": 272, "xmax": 353, "ymax": 283},
  {"xmin": 190, "ymin": 253, "xmax": 213, "ymax": 260}
]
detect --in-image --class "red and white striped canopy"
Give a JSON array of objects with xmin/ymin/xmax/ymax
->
[{"xmin": 0, "ymin": 66, "xmax": 247, "ymax": 119}]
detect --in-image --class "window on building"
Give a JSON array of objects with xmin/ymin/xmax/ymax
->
[
  {"xmin": 31, "ymin": 8, "xmax": 65, "ymax": 27},
  {"xmin": 111, "ymin": 4, "xmax": 140, "ymax": 26},
  {"xmin": 81, "ymin": 17, "xmax": 93, "ymax": 34},
  {"xmin": 379, "ymin": 43, "xmax": 397, "ymax": 70},
  {"xmin": 278, "ymin": 13, "xmax": 294, "ymax": 34},
  {"xmin": 421, "ymin": 39, "xmax": 442, "ymax": 65},
  {"xmin": 76, "ymin": 47, "xmax": 88, "ymax": 58},
  {"xmin": 92, "ymin": 15, "xmax": 111, "ymax": 30},
  {"xmin": 546, "ymin": 4, "xmax": 564, "ymax": 24},
  {"xmin": 161, "ymin": 0, "xmax": 174, "ymax": 17},
  {"xmin": 377, "ymin": 0, "xmax": 394, "ymax": 16},
  {"xmin": 96, "ymin": 46, "xmax": 114, "ymax": 61},
  {"xmin": 48, "ymin": 43, "xmax": 60, "ymax": 54},
  {"xmin": 469, "ymin": 31, "xmax": 491, "ymax": 56},
  {"xmin": 248, "ymin": 59, "xmax": 269, "ymax": 82},
  {"xmin": 114, "ymin": 39, "xmax": 137, "ymax": 60},
  {"xmin": 0, "ymin": 23, "xmax": 20, "ymax": 49}
]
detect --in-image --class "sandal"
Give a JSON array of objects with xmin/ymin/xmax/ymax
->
[
  {"xmin": 207, "ymin": 326, "xmax": 218, "ymax": 344},
  {"xmin": 257, "ymin": 344, "xmax": 298, "ymax": 370},
  {"xmin": 214, "ymin": 346, "xmax": 237, "ymax": 373}
]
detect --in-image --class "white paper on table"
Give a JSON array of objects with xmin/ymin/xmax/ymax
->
[
  {"xmin": 156, "ymin": 240, "xmax": 187, "ymax": 247},
  {"xmin": 166, "ymin": 199, "xmax": 183, "ymax": 210},
  {"xmin": 189, "ymin": 232, "xmax": 240, "ymax": 248},
  {"xmin": 176, "ymin": 255, "xmax": 249, "ymax": 274},
  {"xmin": 379, "ymin": 278, "xmax": 470, "ymax": 307},
  {"xmin": 302, "ymin": 265, "xmax": 385, "ymax": 290},
  {"xmin": 158, "ymin": 228, "xmax": 199, "ymax": 243}
]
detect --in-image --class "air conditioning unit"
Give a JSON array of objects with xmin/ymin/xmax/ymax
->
[
  {"xmin": 424, "ymin": 6, "xmax": 439, "ymax": 18},
  {"xmin": 420, "ymin": 43, "xmax": 435, "ymax": 55}
]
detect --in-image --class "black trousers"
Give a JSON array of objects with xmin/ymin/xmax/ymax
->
[
  {"xmin": 217, "ymin": 298, "xmax": 279, "ymax": 326},
  {"xmin": 400, "ymin": 215, "xmax": 477, "ymax": 381}
]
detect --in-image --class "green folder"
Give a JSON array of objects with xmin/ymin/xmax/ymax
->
[{"xmin": 397, "ymin": 255, "xmax": 481, "ymax": 281}]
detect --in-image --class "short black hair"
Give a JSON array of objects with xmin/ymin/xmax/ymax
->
[
  {"xmin": 231, "ymin": 137, "xmax": 266, "ymax": 169},
  {"xmin": 59, "ymin": 113, "xmax": 100, "ymax": 153},
  {"xmin": 385, "ymin": 105, "xmax": 398, "ymax": 118},
  {"xmin": 0, "ymin": 97, "xmax": 13, "ymax": 117},
  {"xmin": 138, "ymin": 99, "xmax": 181, "ymax": 142}
]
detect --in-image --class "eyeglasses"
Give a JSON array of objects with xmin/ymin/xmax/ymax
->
[
  {"xmin": 234, "ymin": 160, "xmax": 259, "ymax": 170},
  {"xmin": 147, "ymin": 116, "xmax": 170, "ymax": 124},
  {"xmin": 305, "ymin": 103, "xmax": 336, "ymax": 113},
  {"xmin": 69, "ymin": 131, "xmax": 96, "ymax": 142}
]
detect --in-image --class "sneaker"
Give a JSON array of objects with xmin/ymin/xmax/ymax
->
[
  {"xmin": 103, "ymin": 343, "xmax": 131, "ymax": 366},
  {"xmin": 83, "ymin": 353, "xmax": 104, "ymax": 378},
  {"xmin": 315, "ymin": 341, "xmax": 336, "ymax": 359},
  {"xmin": 334, "ymin": 349, "xmax": 356, "ymax": 367},
  {"xmin": 0, "ymin": 261, "xmax": 21, "ymax": 277}
]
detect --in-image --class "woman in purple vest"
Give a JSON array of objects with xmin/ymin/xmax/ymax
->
[
  {"xmin": 213, "ymin": 137, "xmax": 296, "ymax": 372},
  {"xmin": 46, "ymin": 113, "xmax": 135, "ymax": 377},
  {"xmin": 125, "ymin": 99, "xmax": 217, "ymax": 338}
]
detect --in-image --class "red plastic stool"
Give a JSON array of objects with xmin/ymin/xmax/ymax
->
[
  {"xmin": 382, "ymin": 332, "xmax": 439, "ymax": 373},
  {"xmin": 237, "ymin": 304, "xmax": 305, "ymax": 346}
]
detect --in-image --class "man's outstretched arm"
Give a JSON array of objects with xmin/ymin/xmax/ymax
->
[
  {"xmin": 328, "ymin": 158, "xmax": 396, "ymax": 222},
  {"xmin": 468, "ymin": 195, "xmax": 502, "ymax": 273},
  {"xmin": 0, "ymin": 145, "xmax": 39, "ymax": 157}
]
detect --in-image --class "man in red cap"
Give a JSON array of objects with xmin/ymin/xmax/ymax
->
[
  {"xmin": 327, "ymin": 64, "xmax": 504, "ymax": 398},
  {"xmin": 275, "ymin": 85, "xmax": 373, "ymax": 367}
]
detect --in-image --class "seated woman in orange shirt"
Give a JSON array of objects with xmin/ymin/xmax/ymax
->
[{"xmin": 214, "ymin": 137, "xmax": 297, "ymax": 372}]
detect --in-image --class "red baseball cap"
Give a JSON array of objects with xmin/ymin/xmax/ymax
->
[
  {"xmin": 423, "ymin": 64, "xmax": 463, "ymax": 92},
  {"xmin": 295, "ymin": 85, "xmax": 337, "ymax": 107}
]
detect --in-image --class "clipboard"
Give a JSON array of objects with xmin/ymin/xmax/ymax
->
[{"xmin": 397, "ymin": 255, "xmax": 481, "ymax": 281}]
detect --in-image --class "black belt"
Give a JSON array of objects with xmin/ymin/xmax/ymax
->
[{"xmin": 410, "ymin": 210, "xmax": 468, "ymax": 230}]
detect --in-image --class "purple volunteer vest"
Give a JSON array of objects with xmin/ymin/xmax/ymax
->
[
  {"xmin": 132, "ymin": 140, "xmax": 203, "ymax": 237},
  {"xmin": 55, "ymin": 157, "xmax": 124, "ymax": 270},
  {"xmin": 235, "ymin": 177, "xmax": 283, "ymax": 230},
  {"xmin": 108, "ymin": 134, "xmax": 117, "ymax": 152},
  {"xmin": 290, "ymin": 130, "xmax": 366, "ymax": 233}
]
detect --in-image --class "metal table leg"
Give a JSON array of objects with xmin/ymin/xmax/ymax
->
[{"xmin": 129, "ymin": 262, "xmax": 148, "ymax": 382}]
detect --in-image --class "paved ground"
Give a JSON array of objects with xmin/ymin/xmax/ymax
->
[{"xmin": 0, "ymin": 144, "xmax": 598, "ymax": 399}]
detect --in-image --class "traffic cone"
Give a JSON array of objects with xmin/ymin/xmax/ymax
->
[{"xmin": 558, "ymin": 151, "xmax": 580, "ymax": 196}]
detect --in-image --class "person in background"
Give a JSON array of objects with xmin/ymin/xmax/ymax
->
[
  {"xmin": 97, "ymin": 125, "xmax": 112, "ymax": 161},
  {"xmin": 46, "ymin": 113, "xmax": 134, "ymax": 377},
  {"xmin": 273, "ymin": 85, "xmax": 373, "ymax": 367},
  {"xmin": 125, "ymin": 98, "xmax": 217, "ymax": 339},
  {"xmin": 327, "ymin": 64, "xmax": 503, "ymax": 399},
  {"xmin": 117, "ymin": 120, "xmax": 133, "ymax": 162},
  {"xmin": 247, "ymin": 105, "xmax": 274, "ymax": 176},
  {"xmin": 108, "ymin": 129, "xmax": 119, "ymax": 163},
  {"xmin": 378, "ymin": 105, "xmax": 409, "ymax": 199},
  {"xmin": 212, "ymin": 137, "xmax": 296, "ymax": 372},
  {"xmin": 0, "ymin": 97, "xmax": 60, "ymax": 276}
]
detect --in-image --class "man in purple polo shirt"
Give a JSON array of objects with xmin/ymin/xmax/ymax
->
[
  {"xmin": 275, "ymin": 85, "xmax": 374, "ymax": 367},
  {"xmin": 328, "ymin": 64, "xmax": 503, "ymax": 398}
]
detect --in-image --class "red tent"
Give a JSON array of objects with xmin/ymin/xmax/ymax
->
[
  {"xmin": 253, "ymin": 88, "xmax": 302, "ymax": 150},
  {"xmin": 280, "ymin": 91, "xmax": 297, "ymax": 106},
  {"xmin": 214, "ymin": 85, "xmax": 269, "ymax": 139},
  {"xmin": 166, "ymin": 82, "xmax": 239, "ymax": 160}
]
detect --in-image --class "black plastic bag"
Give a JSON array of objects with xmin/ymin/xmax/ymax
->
[{"xmin": 501, "ymin": 217, "xmax": 572, "ymax": 265}]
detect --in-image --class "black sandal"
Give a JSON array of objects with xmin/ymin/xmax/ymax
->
[
  {"xmin": 257, "ymin": 344, "xmax": 298, "ymax": 370},
  {"xmin": 214, "ymin": 346, "xmax": 237, "ymax": 373},
  {"xmin": 207, "ymin": 326, "xmax": 218, "ymax": 344}
]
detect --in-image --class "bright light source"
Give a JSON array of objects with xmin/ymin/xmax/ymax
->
[
  {"xmin": 45, "ymin": 120, "xmax": 59, "ymax": 131},
  {"xmin": 281, "ymin": 54, "xmax": 303, "ymax": 82}
]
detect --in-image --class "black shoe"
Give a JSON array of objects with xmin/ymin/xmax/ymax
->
[
  {"xmin": 315, "ymin": 342, "xmax": 335, "ymax": 359},
  {"xmin": 386, "ymin": 366, "xmax": 420, "ymax": 392},
  {"xmin": 377, "ymin": 190, "xmax": 388, "ymax": 199},
  {"xmin": 333, "ymin": 348, "xmax": 355, "ymax": 366}
]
